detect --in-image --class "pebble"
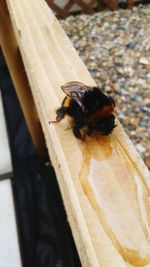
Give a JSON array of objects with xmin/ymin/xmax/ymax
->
[
  {"xmin": 60, "ymin": 5, "xmax": 150, "ymax": 170},
  {"xmin": 139, "ymin": 57, "xmax": 150, "ymax": 65},
  {"xmin": 136, "ymin": 143, "xmax": 146, "ymax": 156}
]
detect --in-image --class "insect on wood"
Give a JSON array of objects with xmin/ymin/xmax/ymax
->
[{"xmin": 49, "ymin": 81, "xmax": 116, "ymax": 140}]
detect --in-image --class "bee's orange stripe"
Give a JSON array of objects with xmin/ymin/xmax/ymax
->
[
  {"xmin": 63, "ymin": 96, "xmax": 71, "ymax": 108},
  {"xmin": 89, "ymin": 105, "xmax": 114, "ymax": 122}
]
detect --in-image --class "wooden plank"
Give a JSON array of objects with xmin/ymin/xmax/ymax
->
[
  {"xmin": 46, "ymin": 0, "xmax": 96, "ymax": 18},
  {"xmin": 0, "ymin": 1, "xmax": 45, "ymax": 155},
  {"xmin": 0, "ymin": 179, "xmax": 22, "ymax": 267},
  {"xmin": 3, "ymin": 0, "xmax": 150, "ymax": 266},
  {"xmin": 0, "ymin": 91, "xmax": 12, "ymax": 179}
]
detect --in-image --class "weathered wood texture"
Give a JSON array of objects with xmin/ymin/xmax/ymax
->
[
  {"xmin": 46, "ymin": 0, "xmax": 97, "ymax": 18},
  {"xmin": 45, "ymin": 0, "xmax": 141, "ymax": 17},
  {"xmin": 0, "ymin": 0, "xmax": 45, "ymax": 154},
  {"xmin": 2, "ymin": 0, "xmax": 150, "ymax": 266}
]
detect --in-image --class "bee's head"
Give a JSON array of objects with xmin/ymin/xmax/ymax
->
[{"xmin": 91, "ymin": 114, "xmax": 116, "ymax": 136}]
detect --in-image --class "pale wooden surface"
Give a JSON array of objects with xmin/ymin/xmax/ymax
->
[
  {"xmin": 0, "ymin": 0, "xmax": 45, "ymax": 155},
  {"xmin": 3, "ymin": 0, "xmax": 150, "ymax": 266},
  {"xmin": 0, "ymin": 91, "xmax": 12, "ymax": 179}
]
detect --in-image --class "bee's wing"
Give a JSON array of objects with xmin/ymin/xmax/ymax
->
[{"xmin": 61, "ymin": 81, "xmax": 92, "ymax": 110}]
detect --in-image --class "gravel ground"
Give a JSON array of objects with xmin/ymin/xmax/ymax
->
[{"xmin": 60, "ymin": 5, "xmax": 150, "ymax": 169}]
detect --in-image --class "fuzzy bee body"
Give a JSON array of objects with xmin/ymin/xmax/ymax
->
[{"xmin": 51, "ymin": 81, "xmax": 116, "ymax": 140}]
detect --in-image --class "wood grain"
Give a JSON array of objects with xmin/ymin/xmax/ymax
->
[
  {"xmin": 0, "ymin": 0, "xmax": 45, "ymax": 154},
  {"xmin": 3, "ymin": 0, "xmax": 150, "ymax": 266}
]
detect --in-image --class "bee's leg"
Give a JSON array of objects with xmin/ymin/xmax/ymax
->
[
  {"xmin": 49, "ymin": 107, "xmax": 67, "ymax": 123},
  {"xmin": 56, "ymin": 107, "xmax": 67, "ymax": 121},
  {"xmin": 72, "ymin": 125, "xmax": 85, "ymax": 140}
]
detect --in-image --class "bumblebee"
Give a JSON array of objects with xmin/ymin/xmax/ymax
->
[{"xmin": 50, "ymin": 81, "xmax": 116, "ymax": 140}]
